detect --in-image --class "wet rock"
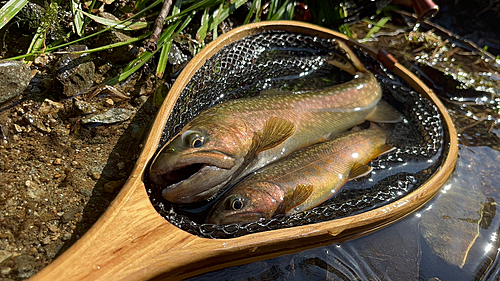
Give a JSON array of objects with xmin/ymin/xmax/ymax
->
[
  {"xmin": 81, "ymin": 108, "xmax": 134, "ymax": 125},
  {"xmin": 74, "ymin": 99, "xmax": 97, "ymax": 114},
  {"xmin": 55, "ymin": 45, "xmax": 95, "ymax": 98},
  {"xmin": 0, "ymin": 60, "xmax": 32, "ymax": 104}
]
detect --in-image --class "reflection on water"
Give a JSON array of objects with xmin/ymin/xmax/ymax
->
[
  {"xmin": 190, "ymin": 142, "xmax": 500, "ymax": 280},
  {"xmin": 189, "ymin": 62, "xmax": 500, "ymax": 281}
]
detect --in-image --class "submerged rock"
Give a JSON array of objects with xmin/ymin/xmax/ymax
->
[
  {"xmin": 419, "ymin": 147, "xmax": 487, "ymax": 269},
  {"xmin": 0, "ymin": 60, "xmax": 32, "ymax": 104}
]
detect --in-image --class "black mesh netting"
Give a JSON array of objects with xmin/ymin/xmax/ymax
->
[{"xmin": 146, "ymin": 30, "xmax": 447, "ymax": 239}]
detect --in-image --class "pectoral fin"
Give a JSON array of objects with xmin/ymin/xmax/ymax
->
[
  {"xmin": 249, "ymin": 117, "xmax": 295, "ymax": 155},
  {"xmin": 348, "ymin": 163, "xmax": 373, "ymax": 180},
  {"xmin": 284, "ymin": 184, "xmax": 314, "ymax": 213},
  {"xmin": 367, "ymin": 100, "xmax": 403, "ymax": 123}
]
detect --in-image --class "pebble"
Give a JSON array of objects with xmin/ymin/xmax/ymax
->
[
  {"xmin": 0, "ymin": 60, "xmax": 32, "ymax": 104},
  {"xmin": 117, "ymin": 162, "xmax": 125, "ymax": 170},
  {"xmin": 81, "ymin": 108, "xmax": 134, "ymax": 125},
  {"xmin": 53, "ymin": 158, "xmax": 62, "ymax": 165},
  {"xmin": 39, "ymin": 99, "xmax": 64, "ymax": 115},
  {"xmin": 1, "ymin": 267, "xmax": 11, "ymax": 275},
  {"xmin": 48, "ymin": 225, "xmax": 59, "ymax": 233},
  {"xmin": 41, "ymin": 236, "xmax": 51, "ymax": 245},
  {"xmin": 88, "ymin": 170, "xmax": 101, "ymax": 180},
  {"xmin": 104, "ymin": 98, "xmax": 114, "ymax": 107},
  {"xmin": 61, "ymin": 232, "xmax": 72, "ymax": 241},
  {"xmin": 13, "ymin": 124, "xmax": 23, "ymax": 133}
]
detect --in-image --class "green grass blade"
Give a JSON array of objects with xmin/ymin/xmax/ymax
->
[
  {"xmin": 163, "ymin": 0, "xmax": 222, "ymax": 23},
  {"xmin": 269, "ymin": 0, "xmax": 293, "ymax": 20},
  {"xmin": 0, "ymin": 0, "xmax": 29, "ymax": 30},
  {"xmin": 71, "ymin": 0, "xmax": 84, "ymax": 36},
  {"xmin": 79, "ymin": 9, "xmax": 148, "ymax": 30},
  {"xmin": 172, "ymin": 0, "xmax": 183, "ymax": 15},
  {"xmin": 156, "ymin": 40, "xmax": 172, "ymax": 78},
  {"xmin": 196, "ymin": 7, "xmax": 210, "ymax": 42},
  {"xmin": 254, "ymin": 0, "xmax": 262, "ymax": 22},
  {"xmin": 109, "ymin": 18, "xmax": 183, "ymax": 84},
  {"xmin": 156, "ymin": 13, "xmax": 193, "ymax": 78},
  {"xmin": 55, "ymin": 32, "xmax": 151, "ymax": 54},
  {"xmin": 243, "ymin": 0, "xmax": 257, "ymax": 24},
  {"xmin": 268, "ymin": 0, "xmax": 277, "ymax": 18},
  {"xmin": 106, "ymin": 51, "xmax": 154, "ymax": 85},
  {"xmin": 364, "ymin": 16, "xmax": 390, "ymax": 39},
  {"xmin": 26, "ymin": 26, "xmax": 46, "ymax": 56},
  {"xmin": 209, "ymin": 0, "xmax": 246, "ymax": 31},
  {"xmin": 212, "ymin": 1, "xmax": 223, "ymax": 40}
]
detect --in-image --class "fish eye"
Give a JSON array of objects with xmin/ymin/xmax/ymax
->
[
  {"xmin": 182, "ymin": 131, "xmax": 205, "ymax": 148},
  {"xmin": 230, "ymin": 197, "xmax": 244, "ymax": 210}
]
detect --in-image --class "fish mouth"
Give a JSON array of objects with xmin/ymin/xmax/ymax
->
[
  {"xmin": 157, "ymin": 163, "xmax": 208, "ymax": 187},
  {"xmin": 149, "ymin": 151, "xmax": 236, "ymax": 204}
]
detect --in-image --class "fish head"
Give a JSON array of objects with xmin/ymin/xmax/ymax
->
[
  {"xmin": 206, "ymin": 182, "xmax": 284, "ymax": 225},
  {"xmin": 149, "ymin": 120, "xmax": 250, "ymax": 204}
]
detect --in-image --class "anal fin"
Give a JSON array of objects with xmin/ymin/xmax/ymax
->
[
  {"xmin": 374, "ymin": 144, "xmax": 395, "ymax": 157},
  {"xmin": 349, "ymin": 163, "xmax": 373, "ymax": 180}
]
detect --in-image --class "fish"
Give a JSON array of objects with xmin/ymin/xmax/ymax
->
[
  {"xmin": 149, "ymin": 53, "xmax": 402, "ymax": 204},
  {"xmin": 205, "ymin": 124, "xmax": 393, "ymax": 225}
]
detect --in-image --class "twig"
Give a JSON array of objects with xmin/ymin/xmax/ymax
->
[{"xmin": 145, "ymin": 0, "xmax": 173, "ymax": 52}]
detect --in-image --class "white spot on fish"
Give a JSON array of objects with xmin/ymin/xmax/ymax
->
[
  {"xmin": 338, "ymin": 173, "xmax": 343, "ymax": 180},
  {"xmin": 354, "ymin": 107, "xmax": 361, "ymax": 111},
  {"xmin": 351, "ymin": 152, "xmax": 359, "ymax": 159},
  {"xmin": 356, "ymin": 84, "xmax": 364, "ymax": 90}
]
